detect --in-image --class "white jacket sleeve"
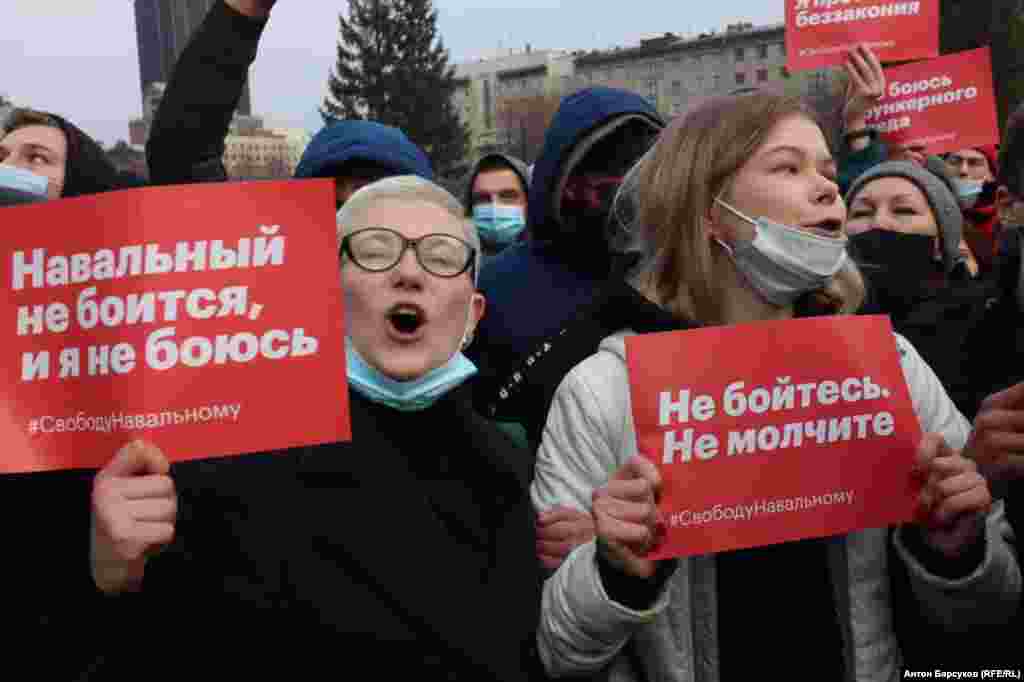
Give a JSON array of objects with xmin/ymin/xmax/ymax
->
[
  {"xmin": 531, "ymin": 357, "xmax": 633, "ymax": 514},
  {"xmin": 533, "ymin": 352, "xmax": 671, "ymax": 677},
  {"xmin": 891, "ymin": 335, "xmax": 1022, "ymax": 629}
]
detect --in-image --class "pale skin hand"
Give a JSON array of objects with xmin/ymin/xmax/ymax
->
[
  {"xmin": 225, "ymin": 0, "xmax": 277, "ymax": 18},
  {"xmin": 91, "ymin": 441, "xmax": 176, "ymax": 594},
  {"xmin": 536, "ymin": 506, "xmax": 596, "ymax": 571},
  {"xmin": 913, "ymin": 433, "xmax": 992, "ymax": 559},
  {"xmin": 592, "ymin": 456, "xmax": 666, "ymax": 579},
  {"xmin": 841, "ymin": 44, "xmax": 886, "ymax": 152}
]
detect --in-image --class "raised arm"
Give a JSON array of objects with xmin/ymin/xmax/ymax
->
[{"xmin": 146, "ymin": 1, "xmax": 275, "ymax": 185}]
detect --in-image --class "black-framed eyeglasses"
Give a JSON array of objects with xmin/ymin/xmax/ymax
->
[{"xmin": 340, "ymin": 227, "xmax": 476, "ymax": 278}]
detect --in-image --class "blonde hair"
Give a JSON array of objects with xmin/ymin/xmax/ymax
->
[
  {"xmin": 336, "ymin": 175, "xmax": 480, "ymax": 283},
  {"xmin": 622, "ymin": 92, "xmax": 864, "ymax": 323}
]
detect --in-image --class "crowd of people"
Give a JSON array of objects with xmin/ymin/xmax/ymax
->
[{"xmin": 3, "ymin": 0, "xmax": 1024, "ymax": 678}]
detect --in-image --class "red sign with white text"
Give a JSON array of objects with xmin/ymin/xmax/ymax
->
[
  {"xmin": 625, "ymin": 316, "xmax": 921, "ymax": 559},
  {"xmin": 785, "ymin": 0, "xmax": 939, "ymax": 72},
  {"xmin": 0, "ymin": 180, "xmax": 350, "ymax": 474},
  {"xmin": 865, "ymin": 48, "xmax": 999, "ymax": 155}
]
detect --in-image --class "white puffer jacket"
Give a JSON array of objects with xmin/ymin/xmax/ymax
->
[{"xmin": 536, "ymin": 331, "xmax": 1021, "ymax": 682}]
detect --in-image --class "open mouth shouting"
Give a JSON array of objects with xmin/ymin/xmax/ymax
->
[{"xmin": 386, "ymin": 303, "xmax": 427, "ymax": 341}]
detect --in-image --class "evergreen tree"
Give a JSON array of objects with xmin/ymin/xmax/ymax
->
[{"xmin": 321, "ymin": 0, "xmax": 468, "ymax": 172}]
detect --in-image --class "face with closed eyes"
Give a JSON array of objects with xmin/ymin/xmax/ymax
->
[
  {"xmin": 846, "ymin": 177, "xmax": 938, "ymax": 237},
  {"xmin": 340, "ymin": 199, "xmax": 485, "ymax": 381}
]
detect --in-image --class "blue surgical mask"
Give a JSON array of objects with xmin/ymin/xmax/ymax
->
[
  {"xmin": 952, "ymin": 178, "xmax": 984, "ymax": 209},
  {"xmin": 0, "ymin": 165, "xmax": 49, "ymax": 198},
  {"xmin": 345, "ymin": 339, "xmax": 478, "ymax": 411},
  {"xmin": 473, "ymin": 203, "xmax": 526, "ymax": 247}
]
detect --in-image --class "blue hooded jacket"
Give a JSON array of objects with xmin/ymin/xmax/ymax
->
[
  {"xmin": 470, "ymin": 87, "xmax": 661, "ymax": 378},
  {"xmin": 294, "ymin": 120, "xmax": 433, "ymax": 180}
]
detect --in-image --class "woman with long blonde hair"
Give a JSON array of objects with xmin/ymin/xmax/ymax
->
[{"xmin": 534, "ymin": 92, "xmax": 1020, "ymax": 680}]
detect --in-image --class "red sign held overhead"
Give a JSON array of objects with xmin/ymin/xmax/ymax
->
[
  {"xmin": 625, "ymin": 316, "xmax": 922, "ymax": 559},
  {"xmin": 0, "ymin": 180, "xmax": 350, "ymax": 474},
  {"xmin": 785, "ymin": 0, "xmax": 939, "ymax": 72},
  {"xmin": 864, "ymin": 47, "xmax": 1000, "ymax": 156}
]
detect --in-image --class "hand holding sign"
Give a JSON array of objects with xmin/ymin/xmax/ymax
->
[
  {"xmin": 842, "ymin": 44, "xmax": 887, "ymax": 135},
  {"xmin": 593, "ymin": 456, "xmax": 665, "ymax": 579},
  {"xmin": 90, "ymin": 440, "xmax": 176, "ymax": 594},
  {"xmin": 536, "ymin": 506, "xmax": 596, "ymax": 571},
  {"xmin": 913, "ymin": 433, "xmax": 990, "ymax": 559}
]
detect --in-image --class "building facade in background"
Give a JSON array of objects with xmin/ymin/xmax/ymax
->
[
  {"xmin": 222, "ymin": 129, "xmax": 308, "ymax": 179},
  {"xmin": 452, "ymin": 22, "xmax": 838, "ymax": 163},
  {"xmin": 570, "ymin": 23, "xmax": 788, "ymax": 119},
  {"xmin": 454, "ymin": 48, "xmax": 574, "ymax": 162}
]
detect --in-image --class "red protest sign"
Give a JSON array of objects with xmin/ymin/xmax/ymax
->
[
  {"xmin": 0, "ymin": 180, "xmax": 350, "ymax": 474},
  {"xmin": 785, "ymin": 0, "xmax": 938, "ymax": 72},
  {"xmin": 625, "ymin": 315, "xmax": 921, "ymax": 560},
  {"xmin": 865, "ymin": 47, "xmax": 999, "ymax": 155}
]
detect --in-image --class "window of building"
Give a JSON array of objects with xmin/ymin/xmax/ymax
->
[
  {"xmin": 779, "ymin": 43, "xmax": 786, "ymax": 57},
  {"xmin": 759, "ymin": 44, "xmax": 768, "ymax": 59},
  {"xmin": 713, "ymin": 74, "xmax": 721, "ymax": 90},
  {"xmin": 671, "ymin": 80, "xmax": 682, "ymax": 96},
  {"xmin": 735, "ymin": 47, "xmax": 745, "ymax": 61},
  {"xmin": 735, "ymin": 72, "xmax": 746, "ymax": 85},
  {"xmin": 757, "ymin": 68, "xmax": 768, "ymax": 83}
]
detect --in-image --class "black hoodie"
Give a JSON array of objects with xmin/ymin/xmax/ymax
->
[{"xmin": 49, "ymin": 114, "xmax": 125, "ymax": 197}]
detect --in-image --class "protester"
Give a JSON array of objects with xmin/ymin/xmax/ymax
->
[
  {"xmin": 836, "ymin": 44, "xmax": 889, "ymax": 195},
  {"xmin": 846, "ymin": 161, "xmax": 993, "ymax": 416},
  {"xmin": 146, "ymin": 0, "xmax": 431, "ymax": 203},
  {"xmin": 463, "ymin": 153, "xmax": 531, "ymax": 261},
  {"xmin": 1, "ymin": 106, "xmax": 144, "ymax": 679},
  {"xmin": 944, "ymin": 146, "xmax": 1001, "ymax": 273},
  {"xmin": 532, "ymin": 92, "xmax": 1020, "ymax": 680},
  {"xmin": 1, "ymin": 108, "xmax": 127, "ymax": 200},
  {"xmin": 468, "ymin": 86, "xmax": 663, "ymax": 452},
  {"xmin": 89, "ymin": 176, "xmax": 546, "ymax": 680}
]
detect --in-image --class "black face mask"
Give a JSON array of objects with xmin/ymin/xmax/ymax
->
[
  {"xmin": 851, "ymin": 230, "xmax": 944, "ymax": 312},
  {"xmin": 850, "ymin": 230, "xmax": 938, "ymax": 273}
]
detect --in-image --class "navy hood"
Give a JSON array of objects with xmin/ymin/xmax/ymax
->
[
  {"xmin": 51, "ymin": 114, "xmax": 124, "ymax": 198},
  {"xmin": 528, "ymin": 87, "xmax": 662, "ymax": 243},
  {"xmin": 294, "ymin": 119, "xmax": 433, "ymax": 180}
]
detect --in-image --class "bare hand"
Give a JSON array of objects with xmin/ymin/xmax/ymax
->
[
  {"xmin": 536, "ymin": 506, "xmax": 596, "ymax": 571},
  {"xmin": 225, "ymin": 0, "xmax": 277, "ymax": 18},
  {"xmin": 967, "ymin": 381, "xmax": 1024, "ymax": 470},
  {"xmin": 913, "ymin": 433, "xmax": 991, "ymax": 559},
  {"xmin": 842, "ymin": 44, "xmax": 886, "ymax": 127},
  {"xmin": 593, "ymin": 456, "xmax": 665, "ymax": 579},
  {"xmin": 91, "ymin": 441, "xmax": 176, "ymax": 594}
]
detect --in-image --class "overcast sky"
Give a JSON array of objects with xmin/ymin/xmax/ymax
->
[{"xmin": 1, "ymin": 1, "xmax": 783, "ymax": 146}]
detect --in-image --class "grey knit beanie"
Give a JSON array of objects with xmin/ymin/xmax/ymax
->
[{"xmin": 845, "ymin": 160, "xmax": 964, "ymax": 273}]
